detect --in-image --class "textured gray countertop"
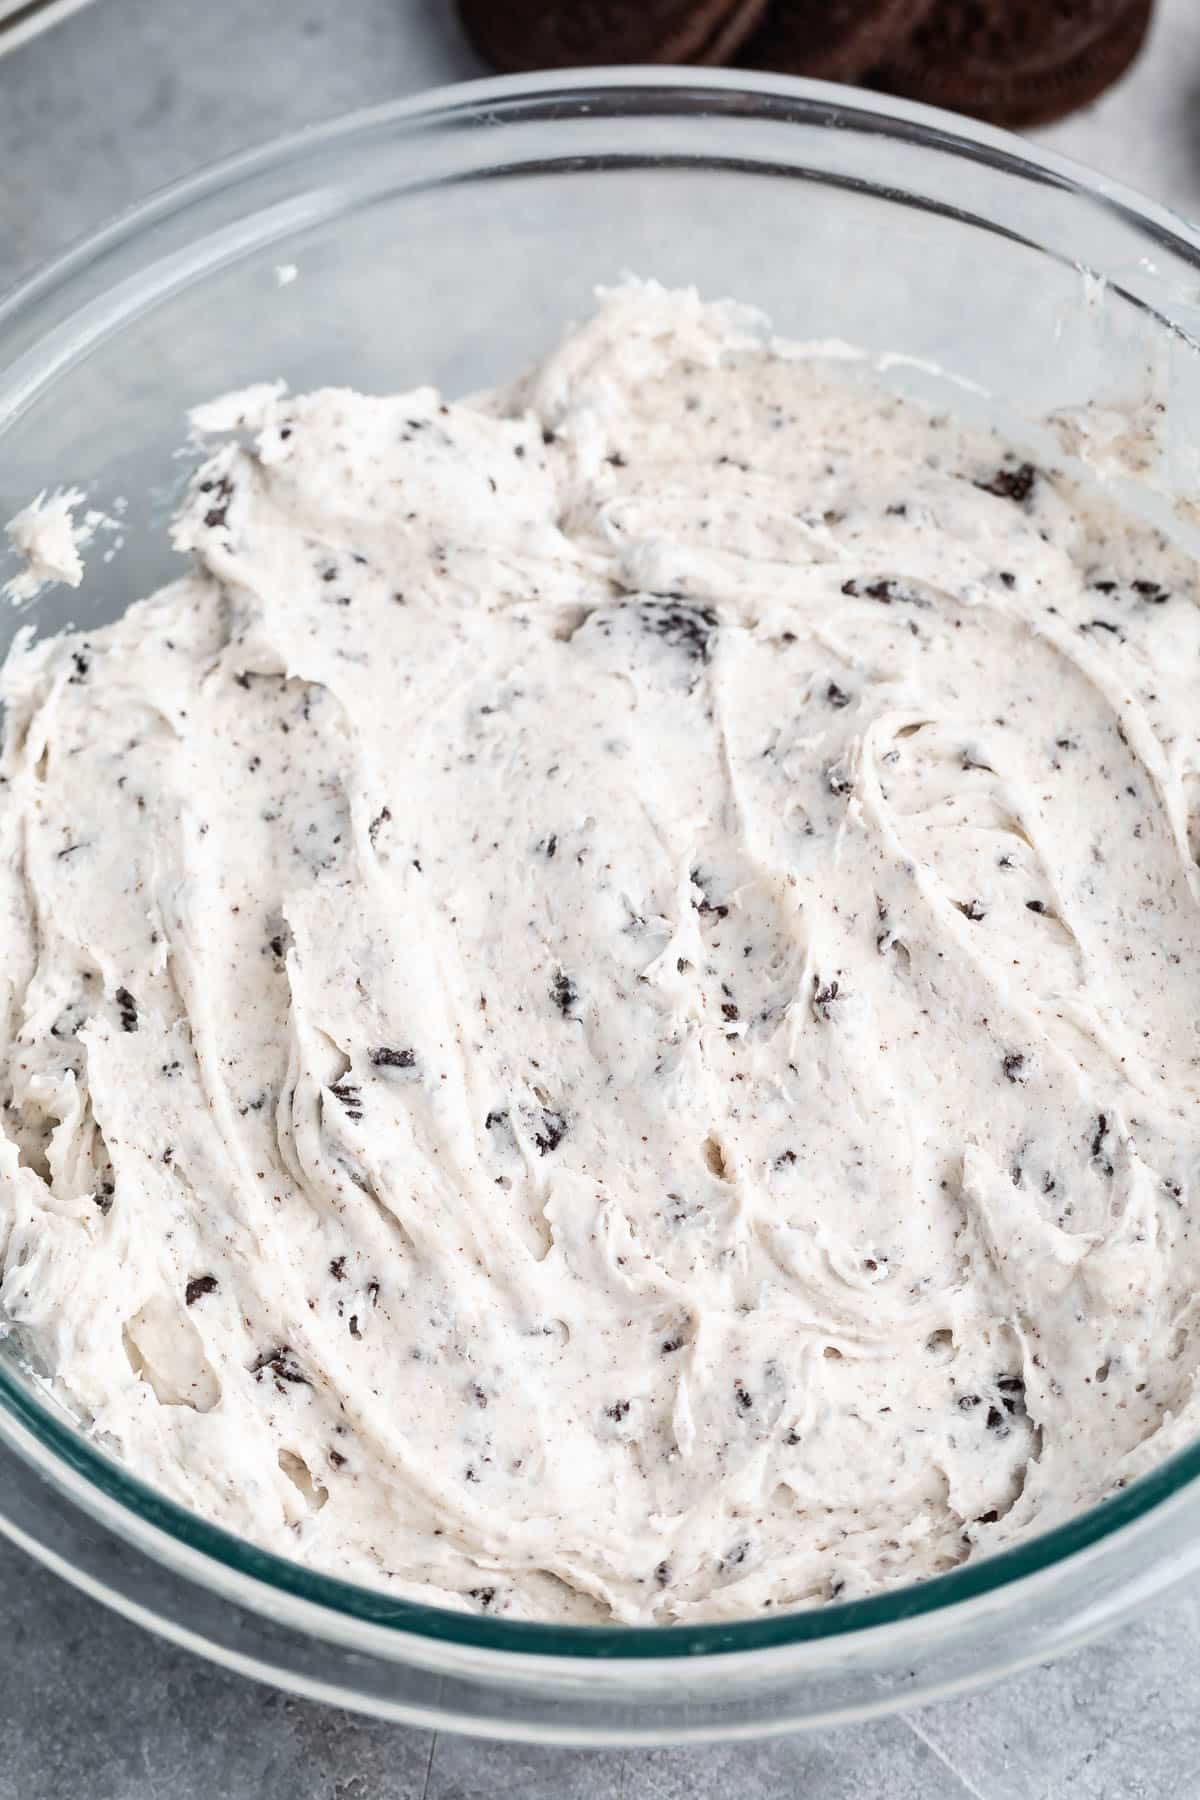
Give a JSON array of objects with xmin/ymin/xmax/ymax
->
[{"xmin": 3, "ymin": 2, "xmax": 1200, "ymax": 1795}]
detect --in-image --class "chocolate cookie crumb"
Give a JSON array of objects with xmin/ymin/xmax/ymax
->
[
  {"xmin": 329, "ymin": 1080, "xmax": 363, "ymax": 1121},
  {"xmin": 975, "ymin": 462, "xmax": 1037, "ymax": 504},
  {"xmin": 551, "ymin": 970, "xmax": 578, "ymax": 1016},
  {"xmin": 533, "ymin": 1108, "xmax": 567, "ymax": 1155}
]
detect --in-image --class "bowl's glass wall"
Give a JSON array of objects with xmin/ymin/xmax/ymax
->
[
  {"xmin": 7, "ymin": 83, "xmax": 1200, "ymax": 631},
  {"xmin": 4, "ymin": 74, "xmax": 1200, "ymax": 1738}
]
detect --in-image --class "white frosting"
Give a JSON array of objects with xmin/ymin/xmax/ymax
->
[
  {"xmin": 4, "ymin": 284, "xmax": 1200, "ymax": 1624},
  {"xmin": 4, "ymin": 489, "xmax": 89, "ymax": 603}
]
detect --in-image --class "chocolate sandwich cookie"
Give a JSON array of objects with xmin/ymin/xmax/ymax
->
[
  {"xmin": 459, "ymin": 0, "xmax": 768, "ymax": 74},
  {"xmin": 690, "ymin": 0, "xmax": 771, "ymax": 65},
  {"xmin": 873, "ymin": 0, "xmax": 1154, "ymax": 129},
  {"xmin": 737, "ymin": 0, "xmax": 934, "ymax": 83}
]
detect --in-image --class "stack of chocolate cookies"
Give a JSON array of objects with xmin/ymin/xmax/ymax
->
[{"xmin": 459, "ymin": 0, "xmax": 1155, "ymax": 129}]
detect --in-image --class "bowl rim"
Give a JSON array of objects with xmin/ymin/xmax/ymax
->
[{"xmin": 4, "ymin": 63, "xmax": 1200, "ymax": 1665}]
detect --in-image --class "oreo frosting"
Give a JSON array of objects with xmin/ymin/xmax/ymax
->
[{"xmin": 2, "ymin": 284, "xmax": 1199, "ymax": 1622}]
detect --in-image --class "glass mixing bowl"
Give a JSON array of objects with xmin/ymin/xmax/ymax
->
[{"xmin": 4, "ymin": 68, "xmax": 1200, "ymax": 1745}]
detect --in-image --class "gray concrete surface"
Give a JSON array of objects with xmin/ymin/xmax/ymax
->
[{"xmin": 2, "ymin": 1, "xmax": 1200, "ymax": 1795}]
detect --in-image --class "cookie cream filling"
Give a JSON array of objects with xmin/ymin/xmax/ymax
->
[{"xmin": 3, "ymin": 283, "xmax": 1200, "ymax": 1624}]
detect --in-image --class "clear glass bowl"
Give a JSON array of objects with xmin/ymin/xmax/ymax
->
[{"xmin": 4, "ymin": 68, "xmax": 1200, "ymax": 1745}]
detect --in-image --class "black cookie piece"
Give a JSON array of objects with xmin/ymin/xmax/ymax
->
[
  {"xmin": 738, "ymin": 0, "xmax": 933, "ymax": 82},
  {"xmin": 873, "ymin": 0, "xmax": 1154, "ymax": 129},
  {"xmin": 460, "ymin": 0, "xmax": 767, "ymax": 73}
]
